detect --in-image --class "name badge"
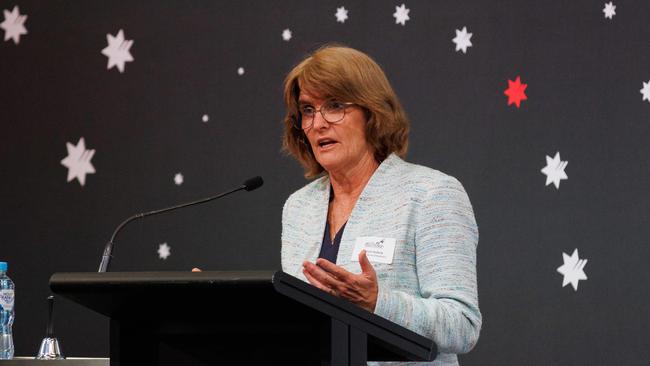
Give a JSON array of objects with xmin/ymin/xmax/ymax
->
[{"xmin": 351, "ymin": 237, "xmax": 396, "ymax": 264}]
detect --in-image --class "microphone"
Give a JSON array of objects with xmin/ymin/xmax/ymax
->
[
  {"xmin": 243, "ymin": 176, "xmax": 263, "ymax": 191},
  {"xmin": 98, "ymin": 176, "xmax": 264, "ymax": 272}
]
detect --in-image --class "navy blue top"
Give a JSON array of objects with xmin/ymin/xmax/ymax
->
[
  {"xmin": 318, "ymin": 220, "xmax": 347, "ymax": 263},
  {"xmin": 318, "ymin": 187, "xmax": 347, "ymax": 263}
]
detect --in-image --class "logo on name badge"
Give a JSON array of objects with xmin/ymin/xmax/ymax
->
[{"xmin": 351, "ymin": 237, "xmax": 396, "ymax": 264}]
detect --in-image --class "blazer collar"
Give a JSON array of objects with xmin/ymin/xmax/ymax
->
[{"xmin": 319, "ymin": 153, "xmax": 402, "ymax": 200}]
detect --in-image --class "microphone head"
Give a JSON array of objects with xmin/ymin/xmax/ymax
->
[{"xmin": 243, "ymin": 176, "xmax": 264, "ymax": 191}]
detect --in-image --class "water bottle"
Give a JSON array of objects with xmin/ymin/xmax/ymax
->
[{"xmin": 0, "ymin": 261, "xmax": 15, "ymax": 359}]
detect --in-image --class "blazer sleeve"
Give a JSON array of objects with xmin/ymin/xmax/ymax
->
[
  {"xmin": 280, "ymin": 194, "xmax": 294, "ymax": 272},
  {"xmin": 373, "ymin": 175, "xmax": 482, "ymax": 354}
]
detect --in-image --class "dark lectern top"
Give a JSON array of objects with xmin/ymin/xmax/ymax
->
[
  {"xmin": 50, "ymin": 271, "xmax": 277, "ymax": 320},
  {"xmin": 50, "ymin": 271, "xmax": 437, "ymax": 365}
]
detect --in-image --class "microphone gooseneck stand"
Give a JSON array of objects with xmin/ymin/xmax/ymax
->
[{"xmin": 98, "ymin": 176, "xmax": 263, "ymax": 272}]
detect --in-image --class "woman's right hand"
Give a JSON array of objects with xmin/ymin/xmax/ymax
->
[{"xmin": 191, "ymin": 268, "xmax": 202, "ymax": 272}]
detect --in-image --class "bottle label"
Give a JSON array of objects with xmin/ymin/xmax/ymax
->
[{"xmin": 0, "ymin": 289, "xmax": 14, "ymax": 312}]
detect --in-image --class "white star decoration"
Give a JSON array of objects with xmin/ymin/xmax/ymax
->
[
  {"xmin": 174, "ymin": 173, "xmax": 184, "ymax": 186},
  {"xmin": 60, "ymin": 137, "xmax": 96, "ymax": 187},
  {"xmin": 237, "ymin": 67, "xmax": 245, "ymax": 75},
  {"xmin": 1, "ymin": 5, "xmax": 28, "ymax": 44},
  {"xmin": 158, "ymin": 243, "xmax": 171, "ymax": 260},
  {"xmin": 101, "ymin": 29, "xmax": 134, "ymax": 73},
  {"xmin": 393, "ymin": 4, "xmax": 410, "ymax": 26},
  {"xmin": 282, "ymin": 29, "xmax": 292, "ymax": 41},
  {"xmin": 202, "ymin": 114, "xmax": 209, "ymax": 123},
  {"xmin": 640, "ymin": 81, "xmax": 650, "ymax": 102},
  {"xmin": 557, "ymin": 249, "xmax": 588, "ymax": 291},
  {"xmin": 541, "ymin": 152, "xmax": 568, "ymax": 189},
  {"xmin": 603, "ymin": 2, "xmax": 616, "ymax": 19},
  {"xmin": 452, "ymin": 26, "xmax": 473, "ymax": 53},
  {"xmin": 335, "ymin": 6, "xmax": 349, "ymax": 23}
]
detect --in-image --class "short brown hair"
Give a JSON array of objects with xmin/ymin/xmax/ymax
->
[{"xmin": 282, "ymin": 45, "xmax": 409, "ymax": 178}]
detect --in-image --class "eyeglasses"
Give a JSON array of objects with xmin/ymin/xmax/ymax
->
[{"xmin": 295, "ymin": 100, "xmax": 356, "ymax": 130}]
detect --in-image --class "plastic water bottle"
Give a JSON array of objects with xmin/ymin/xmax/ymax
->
[{"xmin": 0, "ymin": 262, "xmax": 15, "ymax": 359}]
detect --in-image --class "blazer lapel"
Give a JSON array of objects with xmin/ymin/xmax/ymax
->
[
  {"xmin": 336, "ymin": 154, "xmax": 399, "ymax": 271},
  {"xmin": 302, "ymin": 175, "xmax": 331, "ymax": 265}
]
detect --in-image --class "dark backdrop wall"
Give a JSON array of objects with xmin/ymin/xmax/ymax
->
[{"xmin": 2, "ymin": 0, "xmax": 649, "ymax": 365}]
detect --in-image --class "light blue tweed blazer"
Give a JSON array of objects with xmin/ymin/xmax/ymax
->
[{"xmin": 281, "ymin": 154, "xmax": 481, "ymax": 366}]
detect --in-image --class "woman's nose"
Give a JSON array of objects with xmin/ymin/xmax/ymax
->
[{"xmin": 312, "ymin": 111, "xmax": 329, "ymax": 129}]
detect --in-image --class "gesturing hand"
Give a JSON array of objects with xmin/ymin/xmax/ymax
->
[{"xmin": 302, "ymin": 250, "xmax": 378, "ymax": 312}]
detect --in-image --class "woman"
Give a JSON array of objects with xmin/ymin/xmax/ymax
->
[{"xmin": 281, "ymin": 45, "xmax": 481, "ymax": 366}]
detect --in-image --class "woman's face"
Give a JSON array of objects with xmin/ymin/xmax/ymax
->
[{"xmin": 298, "ymin": 89, "xmax": 373, "ymax": 174}]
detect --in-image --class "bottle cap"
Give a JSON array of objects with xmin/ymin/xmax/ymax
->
[{"xmin": 0, "ymin": 262, "xmax": 7, "ymax": 272}]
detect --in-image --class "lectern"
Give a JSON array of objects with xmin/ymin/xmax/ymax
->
[{"xmin": 50, "ymin": 271, "xmax": 436, "ymax": 365}]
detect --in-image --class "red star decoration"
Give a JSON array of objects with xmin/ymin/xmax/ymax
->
[{"xmin": 504, "ymin": 76, "xmax": 528, "ymax": 108}]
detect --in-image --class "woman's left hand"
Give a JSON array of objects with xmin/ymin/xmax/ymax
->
[{"xmin": 302, "ymin": 250, "xmax": 378, "ymax": 312}]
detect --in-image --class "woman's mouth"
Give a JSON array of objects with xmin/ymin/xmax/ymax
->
[{"xmin": 317, "ymin": 138, "xmax": 338, "ymax": 151}]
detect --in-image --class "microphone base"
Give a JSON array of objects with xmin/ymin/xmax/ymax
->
[{"xmin": 35, "ymin": 337, "xmax": 65, "ymax": 360}]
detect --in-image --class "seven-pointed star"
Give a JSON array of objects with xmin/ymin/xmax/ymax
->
[
  {"xmin": 282, "ymin": 29, "xmax": 292, "ymax": 41},
  {"xmin": 60, "ymin": 137, "xmax": 96, "ymax": 187},
  {"xmin": 101, "ymin": 29, "xmax": 134, "ymax": 73},
  {"xmin": 393, "ymin": 4, "xmax": 410, "ymax": 26},
  {"xmin": 335, "ymin": 6, "xmax": 348, "ymax": 23},
  {"xmin": 556, "ymin": 249, "xmax": 588, "ymax": 291},
  {"xmin": 174, "ymin": 173, "xmax": 184, "ymax": 186},
  {"xmin": 158, "ymin": 243, "xmax": 171, "ymax": 260},
  {"xmin": 452, "ymin": 26, "xmax": 473, "ymax": 53},
  {"xmin": 540, "ymin": 151, "xmax": 568, "ymax": 189},
  {"xmin": 504, "ymin": 76, "xmax": 528, "ymax": 108},
  {"xmin": 640, "ymin": 81, "xmax": 650, "ymax": 102},
  {"xmin": 603, "ymin": 2, "xmax": 616, "ymax": 19},
  {"xmin": 1, "ymin": 5, "xmax": 28, "ymax": 44}
]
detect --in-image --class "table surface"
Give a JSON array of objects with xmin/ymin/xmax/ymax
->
[{"xmin": 0, "ymin": 358, "xmax": 108, "ymax": 366}]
